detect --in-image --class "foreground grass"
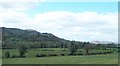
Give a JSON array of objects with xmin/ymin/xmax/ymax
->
[{"xmin": 3, "ymin": 53, "xmax": 118, "ymax": 64}]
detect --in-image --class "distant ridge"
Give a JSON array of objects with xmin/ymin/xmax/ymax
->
[{"xmin": 91, "ymin": 40, "xmax": 117, "ymax": 44}]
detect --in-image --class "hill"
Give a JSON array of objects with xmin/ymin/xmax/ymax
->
[
  {"xmin": 1, "ymin": 27, "xmax": 117, "ymax": 49},
  {"xmin": 2, "ymin": 27, "xmax": 78, "ymax": 49},
  {"xmin": 2, "ymin": 27, "xmax": 64, "ymax": 42}
]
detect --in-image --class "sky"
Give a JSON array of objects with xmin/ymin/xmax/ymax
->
[{"xmin": 0, "ymin": 0, "xmax": 118, "ymax": 42}]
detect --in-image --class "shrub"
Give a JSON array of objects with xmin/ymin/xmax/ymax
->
[
  {"xmin": 85, "ymin": 53, "xmax": 91, "ymax": 55},
  {"xmin": 61, "ymin": 54, "xmax": 65, "ymax": 56},
  {"xmin": 91, "ymin": 53, "xmax": 97, "ymax": 55},
  {"xmin": 36, "ymin": 54, "xmax": 47, "ymax": 57},
  {"xmin": 62, "ymin": 50, "xmax": 67, "ymax": 51},
  {"xmin": 20, "ymin": 56, "xmax": 26, "ymax": 58},
  {"xmin": 5, "ymin": 52, "xmax": 10, "ymax": 58},
  {"xmin": 50, "ymin": 50, "xmax": 55, "ymax": 51},
  {"xmin": 54, "ymin": 54, "xmax": 57, "ymax": 56},
  {"xmin": 98, "ymin": 52, "xmax": 102, "ymax": 54},
  {"xmin": 79, "ymin": 51, "xmax": 82, "ymax": 52},
  {"xmin": 2, "ymin": 56, "xmax": 4, "ymax": 58},
  {"xmin": 41, "ymin": 49, "xmax": 55, "ymax": 51},
  {"xmin": 73, "ymin": 54, "xmax": 77, "ymax": 55},
  {"xmin": 78, "ymin": 53, "xmax": 83, "ymax": 55},
  {"xmin": 48, "ymin": 54, "xmax": 57, "ymax": 56},
  {"xmin": 41, "ymin": 49, "xmax": 48, "ymax": 51},
  {"xmin": 68, "ymin": 53, "xmax": 77, "ymax": 56},
  {"xmin": 11, "ymin": 55, "xmax": 18, "ymax": 58},
  {"xmin": 36, "ymin": 54, "xmax": 40, "ymax": 57},
  {"xmin": 68, "ymin": 54, "xmax": 72, "ymax": 55},
  {"xmin": 103, "ymin": 52, "xmax": 113, "ymax": 54}
]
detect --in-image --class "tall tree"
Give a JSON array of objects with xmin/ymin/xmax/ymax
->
[
  {"xmin": 18, "ymin": 44, "xmax": 28, "ymax": 57},
  {"xmin": 68, "ymin": 41, "xmax": 78, "ymax": 55},
  {"xmin": 84, "ymin": 42, "xmax": 92, "ymax": 54}
]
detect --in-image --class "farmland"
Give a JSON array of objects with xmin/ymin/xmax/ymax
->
[{"xmin": 2, "ymin": 48, "xmax": 118, "ymax": 64}]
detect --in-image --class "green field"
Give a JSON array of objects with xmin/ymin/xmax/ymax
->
[
  {"xmin": 3, "ymin": 53, "xmax": 118, "ymax": 64},
  {"xmin": 2, "ymin": 48, "xmax": 118, "ymax": 64},
  {"xmin": 2, "ymin": 48, "xmax": 117, "ymax": 57}
]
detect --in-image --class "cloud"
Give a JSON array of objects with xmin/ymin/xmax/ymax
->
[
  {"xmin": 0, "ymin": 0, "xmax": 43, "ymax": 11},
  {"xmin": 0, "ymin": 0, "xmax": 42, "ymax": 2},
  {"xmin": 0, "ymin": 2, "xmax": 118, "ymax": 42}
]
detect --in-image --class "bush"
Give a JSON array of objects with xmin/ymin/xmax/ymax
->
[
  {"xmin": 50, "ymin": 50, "xmax": 54, "ymax": 51},
  {"xmin": 11, "ymin": 55, "xmax": 18, "ymax": 58},
  {"xmin": 78, "ymin": 53, "xmax": 83, "ymax": 55},
  {"xmin": 41, "ymin": 49, "xmax": 48, "ymax": 51},
  {"xmin": 61, "ymin": 54, "xmax": 65, "ymax": 56},
  {"xmin": 5, "ymin": 52, "xmax": 10, "ymax": 58},
  {"xmin": 85, "ymin": 53, "xmax": 91, "ymax": 55},
  {"xmin": 90, "ymin": 51, "xmax": 113, "ymax": 55},
  {"xmin": 62, "ymin": 50, "xmax": 67, "ymax": 51},
  {"xmin": 36, "ymin": 54, "xmax": 47, "ymax": 57},
  {"xmin": 73, "ymin": 54, "xmax": 77, "ymax": 55},
  {"xmin": 91, "ymin": 53, "xmax": 97, "ymax": 55},
  {"xmin": 98, "ymin": 52, "xmax": 102, "ymax": 54},
  {"xmin": 90, "ymin": 52, "xmax": 102, "ymax": 55},
  {"xmin": 41, "ymin": 49, "xmax": 55, "ymax": 51},
  {"xmin": 68, "ymin": 53, "xmax": 77, "ymax": 56},
  {"xmin": 68, "ymin": 54, "xmax": 72, "ymax": 55},
  {"xmin": 48, "ymin": 54, "xmax": 57, "ymax": 56},
  {"xmin": 20, "ymin": 56, "xmax": 26, "ymax": 58},
  {"xmin": 79, "ymin": 51, "xmax": 82, "ymax": 52},
  {"xmin": 103, "ymin": 52, "xmax": 113, "ymax": 54},
  {"xmin": 11, "ymin": 55, "xmax": 17, "ymax": 58}
]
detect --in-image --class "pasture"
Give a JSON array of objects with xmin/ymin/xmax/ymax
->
[
  {"xmin": 2, "ymin": 53, "xmax": 118, "ymax": 64},
  {"xmin": 2, "ymin": 48, "xmax": 118, "ymax": 64}
]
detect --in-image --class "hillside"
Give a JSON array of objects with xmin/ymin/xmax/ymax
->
[
  {"xmin": 2, "ymin": 27, "xmax": 63, "ymax": 42},
  {"xmin": 1, "ymin": 27, "xmax": 117, "ymax": 49},
  {"xmin": 1, "ymin": 27, "xmax": 74, "ymax": 48}
]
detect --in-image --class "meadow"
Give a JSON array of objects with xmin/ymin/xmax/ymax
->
[{"xmin": 2, "ymin": 48, "xmax": 118, "ymax": 64}]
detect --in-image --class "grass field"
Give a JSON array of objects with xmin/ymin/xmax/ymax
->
[
  {"xmin": 2, "ymin": 48, "xmax": 118, "ymax": 64},
  {"xmin": 2, "ymin": 48, "xmax": 116, "ymax": 57},
  {"xmin": 3, "ymin": 53, "xmax": 118, "ymax": 64}
]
